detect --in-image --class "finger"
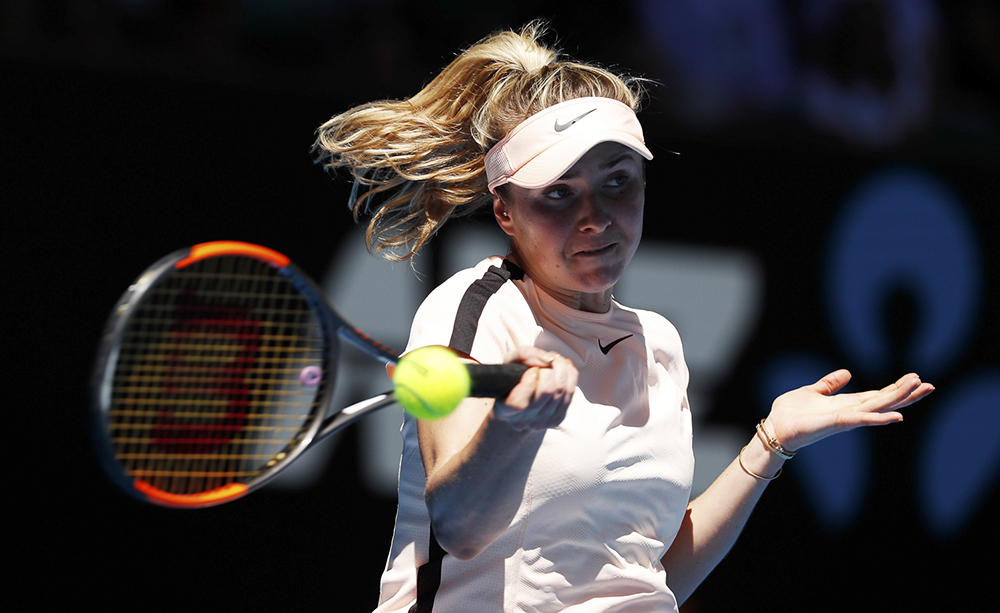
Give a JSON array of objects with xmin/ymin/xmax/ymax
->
[
  {"xmin": 496, "ymin": 375, "xmax": 571, "ymax": 429},
  {"xmin": 525, "ymin": 357, "xmax": 576, "ymax": 415},
  {"xmin": 812, "ymin": 369, "xmax": 852, "ymax": 396},
  {"xmin": 546, "ymin": 355, "xmax": 575, "ymax": 394},
  {"xmin": 840, "ymin": 409, "xmax": 904, "ymax": 427},
  {"xmin": 885, "ymin": 381, "xmax": 935, "ymax": 410},
  {"xmin": 848, "ymin": 385, "xmax": 909, "ymax": 407},
  {"xmin": 505, "ymin": 346, "xmax": 559, "ymax": 368},
  {"xmin": 846, "ymin": 374, "xmax": 929, "ymax": 406},
  {"xmin": 858, "ymin": 374, "xmax": 924, "ymax": 412},
  {"xmin": 525, "ymin": 393, "xmax": 566, "ymax": 429},
  {"xmin": 503, "ymin": 367, "xmax": 541, "ymax": 410},
  {"xmin": 500, "ymin": 357, "xmax": 571, "ymax": 408},
  {"xmin": 538, "ymin": 356, "xmax": 576, "ymax": 419},
  {"xmin": 563, "ymin": 357, "xmax": 579, "ymax": 394}
]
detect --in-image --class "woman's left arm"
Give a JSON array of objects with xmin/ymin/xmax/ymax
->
[{"xmin": 660, "ymin": 370, "xmax": 934, "ymax": 605}]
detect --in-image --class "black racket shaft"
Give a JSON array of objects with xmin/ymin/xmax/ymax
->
[{"xmin": 315, "ymin": 362, "xmax": 529, "ymax": 441}]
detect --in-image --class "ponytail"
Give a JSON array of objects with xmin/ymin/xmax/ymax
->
[{"xmin": 313, "ymin": 21, "xmax": 646, "ymax": 261}]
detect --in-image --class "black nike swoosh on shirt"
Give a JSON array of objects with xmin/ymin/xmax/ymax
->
[{"xmin": 598, "ymin": 334, "xmax": 633, "ymax": 355}]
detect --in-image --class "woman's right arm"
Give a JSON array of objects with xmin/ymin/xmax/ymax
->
[{"xmin": 417, "ymin": 347, "xmax": 577, "ymax": 560}]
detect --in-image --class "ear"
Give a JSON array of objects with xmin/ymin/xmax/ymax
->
[{"xmin": 493, "ymin": 192, "xmax": 515, "ymax": 237}]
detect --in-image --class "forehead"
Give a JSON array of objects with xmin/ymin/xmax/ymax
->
[
  {"xmin": 557, "ymin": 142, "xmax": 644, "ymax": 181},
  {"xmin": 500, "ymin": 142, "xmax": 644, "ymax": 205}
]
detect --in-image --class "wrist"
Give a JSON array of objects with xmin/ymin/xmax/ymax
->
[
  {"xmin": 757, "ymin": 418, "xmax": 797, "ymax": 458},
  {"xmin": 739, "ymin": 433, "xmax": 786, "ymax": 481}
]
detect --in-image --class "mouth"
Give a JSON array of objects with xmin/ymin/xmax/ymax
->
[{"xmin": 575, "ymin": 243, "xmax": 617, "ymax": 258}]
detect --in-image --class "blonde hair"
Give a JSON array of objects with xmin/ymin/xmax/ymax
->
[{"xmin": 313, "ymin": 21, "xmax": 646, "ymax": 261}]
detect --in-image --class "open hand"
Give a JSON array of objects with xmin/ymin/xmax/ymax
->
[{"xmin": 765, "ymin": 370, "xmax": 935, "ymax": 452}]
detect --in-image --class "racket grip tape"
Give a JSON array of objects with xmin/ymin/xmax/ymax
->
[{"xmin": 466, "ymin": 363, "xmax": 530, "ymax": 399}]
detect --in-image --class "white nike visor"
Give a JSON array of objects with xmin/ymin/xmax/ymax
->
[{"xmin": 484, "ymin": 97, "xmax": 653, "ymax": 194}]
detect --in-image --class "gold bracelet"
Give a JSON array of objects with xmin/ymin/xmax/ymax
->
[
  {"xmin": 756, "ymin": 419, "xmax": 796, "ymax": 460},
  {"xmin": 739, "ymin": 445, "xmax": 782, "ymax": 481}
]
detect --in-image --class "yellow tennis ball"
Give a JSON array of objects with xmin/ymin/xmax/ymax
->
[{"xmin": 393, "ymin": 346, "xmax": 471, "ymax": 420}]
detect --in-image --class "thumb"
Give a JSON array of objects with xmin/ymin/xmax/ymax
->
[{"xmin": 813, "ymin": 369, "xmax": 852, "ymax": 396}]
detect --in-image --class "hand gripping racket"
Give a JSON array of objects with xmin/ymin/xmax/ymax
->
[{"xmin": 91, "ymin": 241, "xmax": 525, "ymax": 508}]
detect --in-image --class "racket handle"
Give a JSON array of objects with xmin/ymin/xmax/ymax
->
[{"xmin": 466, "ymin": 363, "xmax": 530, "ymax": 399}]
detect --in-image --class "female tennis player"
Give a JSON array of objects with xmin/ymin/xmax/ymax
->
[{"xmin": 314, "ymin": 23, "xmax": 933, "ymax": 613}]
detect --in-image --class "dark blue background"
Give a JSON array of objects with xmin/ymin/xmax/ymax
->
[{"xmin": 6, "ymin": 1, "xmax": 998, "ymax": 610}]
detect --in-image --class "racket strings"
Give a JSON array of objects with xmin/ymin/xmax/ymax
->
[{"xmin": 109, "ymin": 255, "xmax": 329, "ymax": 496}]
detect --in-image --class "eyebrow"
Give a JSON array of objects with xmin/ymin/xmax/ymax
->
[{"xmin": 558, "ymin": 152, "xmax": 638, "ymax": 180}]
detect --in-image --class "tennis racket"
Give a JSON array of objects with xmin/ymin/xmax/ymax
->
[{"xmin": 91, "ymin": 240, "xmax": 525, "ymax": 508}]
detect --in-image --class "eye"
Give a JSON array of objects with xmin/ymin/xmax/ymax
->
[
  {"xmin": 605, "ymin": 173, "xmax": 630, "ymax": 188},
  {"xmin": 543, "ymin": 186, "xmax": 572, "ymax": 200}
]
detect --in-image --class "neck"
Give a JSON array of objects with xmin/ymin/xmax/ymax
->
[{"xmin": 505, "ymin": 253, "xmax": 613, "ymax": 314}]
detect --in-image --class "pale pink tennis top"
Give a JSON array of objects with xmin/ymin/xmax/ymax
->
[{"xmin": 374, "ymin": 257, "xmax": 694, "ymax": 612}]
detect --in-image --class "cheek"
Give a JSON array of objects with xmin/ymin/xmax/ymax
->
[
  {"xmin": 620, "ymin": 196, "xmax": 644, "ymax": 236},
  {"xmin": 511, "ymin": 216, "xmax": 572, "ymax": 264},
  {"xmin": 523, "ymin": 223, "xmax": 565, "ymax": 256}
]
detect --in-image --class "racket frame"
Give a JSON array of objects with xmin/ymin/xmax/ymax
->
[
  {"xmin": 92, "ymin": 241, "xmax": 524, "ymax": 509},
  {"xmin": 91, "ymin": 241, "xmax": 370, "ymax": 508}
]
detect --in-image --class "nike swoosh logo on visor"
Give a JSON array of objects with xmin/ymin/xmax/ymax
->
[
  {"xmin": 554, "ymin": 108, "xmax": 597, "ymax": 132},
  {"xmin": 598, "ymin": 334, "xmax": 633, "ymax": 355}
]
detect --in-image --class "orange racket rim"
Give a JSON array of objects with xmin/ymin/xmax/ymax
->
[
  {"xmin": 175, "ymin": 241, "xmax": 291, "ymax": 269},
  {"xmin": 134, "ymin": 480, "xmax": 250, "ymax": 508}
]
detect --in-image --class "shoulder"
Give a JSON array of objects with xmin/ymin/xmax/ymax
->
[
  {"xmin": 407, "ymin": 257, "xmax": 538, "ymax": 361},
  {"xmin": 412, "ymin": 257, "xmax": 523, "ymax": 326},
  {"xmin": 615, "ymin": 303, "xmax": 683, "ymax": 351},
  {"xmin": 615, "ymin": 302, "xmax": 689, "ymax": 390}
]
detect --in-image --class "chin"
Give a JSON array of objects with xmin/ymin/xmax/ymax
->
[{"xmin": 574, "ymin": 270, "xmax": 624, "ymax": 294}]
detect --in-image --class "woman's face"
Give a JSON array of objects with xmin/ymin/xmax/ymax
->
[{"xmin": 494, "ymin": 142, "xmax": 645, "ymax": 313}]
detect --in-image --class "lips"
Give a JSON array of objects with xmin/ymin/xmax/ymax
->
[{"xmin": 576, "ymin": 243, "xmax": 615, "ymax": 256}]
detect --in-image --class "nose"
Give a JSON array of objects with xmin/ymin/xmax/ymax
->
[{"xmin": 577, "ymin": 191, "xmax": 613, "ymax": 233}]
